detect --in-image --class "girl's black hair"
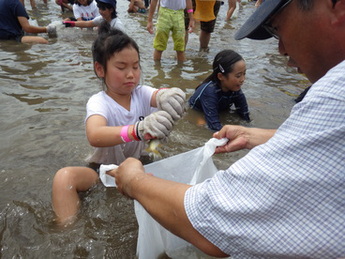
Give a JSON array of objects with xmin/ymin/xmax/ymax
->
[
  {"xmin": 75, "ymin": 0, "xmax": 93, "ymax": 6},
  {"xmin": 197, "ymin": 49, "xmax": 244, "ymax": 88},
  {"xmin": 92, "ymin": 22, "xmax": 140, "ymax": 76},
  {"xmin": 96, "ymin": 0, "xmax": 117, "ymax": 19}
]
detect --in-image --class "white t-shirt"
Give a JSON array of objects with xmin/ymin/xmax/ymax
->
[
  {"xmin": 160, "ymin": 0, "xmax": 186, "ymax": 10},
  {"xmin": 85, "ymin": 85, "xmax": 157, "ymax": 165},
  {"xmin": 92, "ymin": 16, "xmax": 126, "ymax": 32},
  {"xmin": 73, "ymin": 1, "xmax": 99, "ymax": 20}
]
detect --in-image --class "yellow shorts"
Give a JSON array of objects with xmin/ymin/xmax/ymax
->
[{"xmin": 153, "ymin": 7, "xmax": 185, "ymax": 52}]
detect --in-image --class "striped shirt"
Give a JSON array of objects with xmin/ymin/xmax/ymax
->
[{"xmin": 185, "ymin": 60, "xmax": 345, "ymax": 258}]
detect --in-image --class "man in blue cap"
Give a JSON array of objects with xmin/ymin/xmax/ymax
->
[
  {"xmin": 110, "ymin": 0, "xmax": 345, "ymax": 258},
  {"xmin": 63, "ymin": 0, "xmax": 125, "ymax": 32}
]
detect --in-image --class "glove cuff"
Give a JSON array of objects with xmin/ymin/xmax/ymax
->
[
  {"xmin": 155, "ymin": 88, "xmax": 169, "ymax": 110},
  {"xmin": 63, "ymin": 21, "xmax": 76, "ymax": 27},
  {"xmin": 134, "ymin": 121, "xmax": 143, "ymax": 141},
  {"xmin": 132, "ymin": 122, "xmax": 141, "ymax": 141}
]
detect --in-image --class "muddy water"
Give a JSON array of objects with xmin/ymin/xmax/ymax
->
[{"xmin": 0, "ymin": 0, "xmax": 309, "ymax": 258}]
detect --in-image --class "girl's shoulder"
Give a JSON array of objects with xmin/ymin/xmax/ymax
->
[
  {"xmin": 88, "ymin": 91, "xmax": 110, "ymax": 102},
  {"xmin": 133, "ymin": 85, "xmax": 156, "ymax": 96},
  {"xmin": 197, "ymin": 81, "xmax": 219, "ymax": 93}
]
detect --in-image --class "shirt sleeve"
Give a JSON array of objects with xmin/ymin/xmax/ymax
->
[
  {"xmin": 199, "ymin": 86, "xmax": 223, "ymax": 131},
  {"xmin": 15, "ymin": 1, "xmax": 29, "ymax": 19},
  {"xmin": 233, "ymin": 90, "xmax": 250, "ymax": 121}
]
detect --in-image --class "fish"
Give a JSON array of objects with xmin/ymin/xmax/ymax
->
[{"xmin": 145, "ymin": 139, "xmax": 162, "ymax": 160}]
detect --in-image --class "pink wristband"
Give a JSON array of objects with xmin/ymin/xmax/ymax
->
[
  {"xmin": 187, "ymin": 8, "xmax": 193, "ymax": 13},
  {"xmin": 120, "ymin": 125, "xmax": 132, "ymax": 143}
]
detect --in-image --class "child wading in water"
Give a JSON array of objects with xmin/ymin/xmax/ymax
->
[
  {"xmin": 63, "ymin": 0, "xmax": 125, "ymax": 32},
  {"xmin": 189, "ymin": 49, "xmax": 250, "ymax": 131},
  {"xmin": 52, "ymin": 22, "xmax": 186, "ymax": 225},
  {"xmin": 63, "ymin": 0, "xmax": 100, "ymax": 22}
]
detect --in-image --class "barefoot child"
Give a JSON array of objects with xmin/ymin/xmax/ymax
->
[{"xmin": 52, "ymin": 23, "xmax": 186, "ymax": 225}]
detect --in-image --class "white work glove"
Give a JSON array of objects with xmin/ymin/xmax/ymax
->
[
  {"xmin": 46, "ymin": 24, "xmax": 57, "ymax": 37},
  {"xmin": 156, "ymin": 88, "xmax": 186, "ymax": 121},
  {"xmin": 135, "ymin": 110, "xmax": 174, "ymax": 140}
]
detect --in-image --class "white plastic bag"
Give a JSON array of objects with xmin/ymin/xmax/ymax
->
[
  {"xmin": 134, "ymin": 138, "xmax": 228, "ymax": 259},
  {"xmin": 99, "ymin": 138, "xmax": 228, "ymax": 258}
]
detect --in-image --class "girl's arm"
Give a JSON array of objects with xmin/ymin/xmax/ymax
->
[
  {"xmin": 233, "ymin": 90, "xmax": 250, "ymax": 121},
  {"xmin": 199, "ymin": 90, "xmax": 222, "ymax": 131},
  {"xmin": 150, "ymin": 89, "xmax": 159, "ymax": 107},
  {"xmin": 74, "ymin": 20, "xmax": 95, "ymax": 28},
  {"xmin": 63, "ymin": 20, "xmax": 95, "ymax": 28},
  {"xmin": 86, "ymin": 115, "xmax": 134, "ymax": 147},
  {"xmin": 86, "ymin": 111, "xmax": 175, "ymax": 146}
]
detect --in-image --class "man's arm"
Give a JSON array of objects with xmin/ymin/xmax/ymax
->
[{"xmin": 110, "ymin": 158, "xmax": 229, "ymax": 257}]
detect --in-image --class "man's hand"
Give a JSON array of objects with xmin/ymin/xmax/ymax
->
[
  {"xmin": 107, "ymin": 157, "xmax": 146, "ymax": 198},
  {"xmin": 213, "ymin": 125, "xmax": 276, "ymax": 153}
]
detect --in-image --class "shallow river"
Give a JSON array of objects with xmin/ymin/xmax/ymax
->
[{"xmin": 0, "ymin": 0, "xmax": 309, "ymax": 258}]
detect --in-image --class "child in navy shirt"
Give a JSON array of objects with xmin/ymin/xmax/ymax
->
[{"xmin": 189, "ymin": 49, "xmax": 250, "ymax": 131}]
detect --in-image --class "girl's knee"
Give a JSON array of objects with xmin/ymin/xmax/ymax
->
[
  {"xmin": 53, "ymin": 167, "xmax": 76, "ymax": 186},
  {"xmin": 53, "ymin": 166, "xmax": 98, "ymax": 192}
]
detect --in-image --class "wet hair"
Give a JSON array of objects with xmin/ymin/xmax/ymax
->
[
  {"xmin": 198, "ymin": 49, "xmax": 244, "ymax": 88},
  {"xmin": 91, "ymin": 22, "xmax": 140, "ymax": 80}
]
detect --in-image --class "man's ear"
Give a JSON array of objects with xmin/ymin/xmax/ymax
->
[
  {"xmin": 331, "ymin": 0, "xmax": 345, "ymax": 25},
  {"xmin": 94, "ymin": 61, "xmax": 105, "ymax": 78}
]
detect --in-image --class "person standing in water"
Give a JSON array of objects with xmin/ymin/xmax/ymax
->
[{"xmin": 146, "ymin": 0, "xmax": 195, "ymax": 62}]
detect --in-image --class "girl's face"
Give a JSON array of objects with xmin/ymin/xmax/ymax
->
[
  {"xmin": 218, "ymin": 60, "xmax": 246, "ymax": 92},
  {"xmin": 78, "ymin": 0, "xmax": 88, "ymax": 6},
  {"xmin": 95, "ymin": 46, "xmax": 141, "ymax": 98},
  {"xmin": 98, "ymin": 6, "xmax": 113, "ymax": 21}
]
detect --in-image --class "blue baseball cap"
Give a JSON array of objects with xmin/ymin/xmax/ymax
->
[
  {"xmin": 235, "ymin": 0, "xmax": 287, "ymax": 40},
  {"xmin": 96, "ymin": 0, "xmax": 116, "ymax": 9}
]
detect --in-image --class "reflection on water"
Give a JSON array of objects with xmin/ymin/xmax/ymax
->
[{"xmin": 0, "ymin": 0, "xmax": 309, "ymax": 257}]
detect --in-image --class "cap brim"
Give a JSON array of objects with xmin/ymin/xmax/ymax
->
[
  {"xmin": 235, "ymin": 0, "xmax": 286, "ymax": 40},
  {"xmin": 96, "ymin": 0, "xmax": 116, "ymax": 9}
]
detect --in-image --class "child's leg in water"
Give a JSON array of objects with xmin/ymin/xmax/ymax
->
[{"xmin": 52, "ymin": 166, "xmax": 99, "ymax": 225}]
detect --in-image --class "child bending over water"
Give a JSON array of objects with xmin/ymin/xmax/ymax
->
[
  {"xmin": 52, "ymin": 22, "xmax": 186, "ymax": 225},
  {"xmin": 63, "ymin": 0, "xmax": 125, "ymax": 32},
  {"xmin": 189, "ymin": 49, "xmax": 250, "ymax": 131}
]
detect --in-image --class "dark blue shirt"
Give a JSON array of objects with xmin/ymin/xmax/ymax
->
[
  {"xmin": 0, "ymin": 0, "xmax": 29, "ymax": 40},
  {"xmin": 189, "ymin": 81, "xmax": 250, "ymax": 131}
]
